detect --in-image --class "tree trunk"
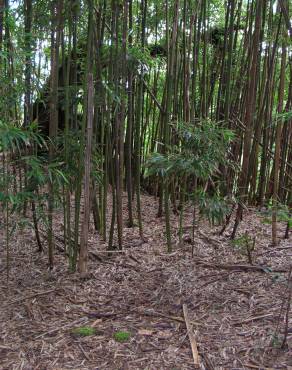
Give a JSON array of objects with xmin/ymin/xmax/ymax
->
[{"xmin": 78, "ymin": 73, "xmax": 94, "ymax": 273}]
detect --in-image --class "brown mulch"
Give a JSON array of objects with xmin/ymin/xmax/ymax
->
[{"xmin": 0, "ymin": 194, "xmax": 291, "ymax": 370}]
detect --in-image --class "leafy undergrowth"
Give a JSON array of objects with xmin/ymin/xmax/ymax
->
[{"xmin": 0, "ymin": 193, "xmax": 291, "ymax": 369}]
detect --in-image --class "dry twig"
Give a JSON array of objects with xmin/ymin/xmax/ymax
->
[{"xmin": 4, "ymin": 289, "xmax": 57, "ymax": 306}]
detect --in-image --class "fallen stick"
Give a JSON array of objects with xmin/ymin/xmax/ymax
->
[
  {"xmin": 181, "ymin": 227, "xmax": 220, "ymax": 248},
  {"xmin": 200, "ymin": 353, "xmax": 215, "ymax": 370},
  {"xmin": 232, "ymin": 313, "xmax": 274, "ymax": 326},
  {"xmin": 79, "ymin": 310, "xmax": 118, "ymax": 319},
  {"xmin": 243, "ymin": 363, "xmax": 269, "ymax": 369},
  {"xmin": 139, "ymin": 309, "xmax": 202, "ymax": 326},
  {"xmin": 183, "ymin": 304, "xmax": 200, "ymax": 369},
  {"xmin": 35, "ymin": 317, "xmax": 88, "ymax": 339},
  {"xmin": 194, "ymin": 259, "xmax": 287, "ymax": 273},
  {"xmin": 198, "ymin": 272, "xmax": 232, "ymax": 289},
  {"xmin": 77, "ymin": 342, "xmax": 91, "ymax": 361},
  {"xmin": 128, "ymin": 254, "xmax": 141, "ymax": 264},
  {"xmin": 92, "ymin": 250, "xmax": 126, "ymax": 253},
  {"xmin": 4, "ymin": 289, "xmax": 57, "ymax": 306},
  {"xmin": 258, "ymin": 245, "xmax": 292, "ymax": 256},
  {"xmin": 197, "ymin": 230, "xmax": 221, "ymax": 248},
  {"xmin": 243, "ymin": 364, "xmax": 261, "ymax": 369}
]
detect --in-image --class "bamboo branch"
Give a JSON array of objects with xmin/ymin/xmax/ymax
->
[
  {"xmin": 4, "ymin": 289, "xmax": 57, "ymax": 306},
  {"xmin": 142, "ymin": 78, "xmax": 164, "ymax": 113},
  {"xmin": 183, "ymin": 304, "xmax": 200, "ymax": 369}
]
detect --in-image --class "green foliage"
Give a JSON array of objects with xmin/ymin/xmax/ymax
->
[
  {"xmin": 0, "ymin": 123, "xmax": 46, "ymax": 214},
  {"xmin": 231, "ymin": 233, "xmax": 256, "ymax": 264},
  {"xmin": 71, "ymin": 326, "xmax": 96, "ymax": 337},
  {"xmin": 128, "ymin": 46, "xmax": 155, "ymax": 68},
  {"xmin": 113, "ymin": 331, "xmax": 131, "ymax": 343},
  {"xmin": 231, "ymin": 234, "xmax": 253, "ymax": 249},
  {"xmin": 0, "ymin": 123, "xmax": 70, "ymax": 237},
  {"xmin": 145, "ymin": 120, "xmax": 235, "ymax": 228},
  {"xmin": 58, "ymin": 131, "xmax": 103, "ymax": 189},
  {"xmin": 0, "ymin": 120, "xmax": 46, "ymax": 153},
  {"xmin": 270, "ymin": 110, "xmax": 292, "ymax": 128},
  {"xmin": 259, "ymin": 203, "xmax": 292, "ymax": 227},
  {"xmin": 0, "ymin": 191, "xmax": 35, "ymax": 212},
  {"xmin": 261, "ymin": 217, "xmax": 272, "ymax": 225},
  {"xmin": 145, "ymin": 120, "xmax": 235, "ymax": 180},
  {"xmin": 22, "ymin": 155, "xmax": 69, "ymax": 192},
  {"xmin": 275, "ymin": 204, "xmax": 292, "ymax": 226},
  {"xmin": 274, "ymin": 110, "xmax": 292, "ymax": 123},
  {"xmin": 194, "ymin": 190, "xmax": 232, "ymax": 226}
]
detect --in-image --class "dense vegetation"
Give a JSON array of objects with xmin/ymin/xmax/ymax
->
[{"xmin": 0, "ymin": 0, "xmax": 291, "ymax": 276}]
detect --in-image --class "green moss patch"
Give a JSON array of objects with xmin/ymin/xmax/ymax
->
[
  {"xmin": 71, "ymin": 326, "xmax": 96, "ymax": 337},
  {"xmin": 113, "ymin": 330, "xmax": 131, "ymax": 343}
]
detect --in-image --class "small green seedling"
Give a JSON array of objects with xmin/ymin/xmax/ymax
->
[
  {"xmin": 113, "ymin": 331, "xmax": 131, "ymax": 343},
  {"xmin": 231, "ymin": 233, "xmax": 256, "ymax": 264},
  {"xmin": 261, "ymin": 217, "xmax": 272, "ymax": 225},
  {"xmin": 71, "ymin": 326, "xmax": 96, "ymax": 337},
  {"xmin": 270, "ymin": 334, "xmax": 282, "ymax": 348}
]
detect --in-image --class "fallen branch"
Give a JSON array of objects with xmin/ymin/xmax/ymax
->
[
  {"xmin": 243, "ymin": 364, "xmax": 266, "ymax": 369},
  {"xmin": 258, "ymin": 245, "xmax": 292, "ymax": 256},
  {"xmin": 77, "ymin": 342, "xmax": 91, "ymax": 361},
  {"xmin": 139, "ymin": 309, "xmax": 202, "ymax": 327},
  {"xmin": 183, "ymin": 304, "xmax": 200, "ymax": 369},
  {"xmin": 198, "ymin": 272, "xmax": 233, "ymax": 289},
  {"xmin": 35, "ymin": 317, "xmax": 88, "ymax": 339},
  {"xmin": 80, "ymin": 310, "xmax": 118, "ymax": 319},
  {"xmin": 194, "ymin": 258, "xmax": 287, "ymax": 273},
  {"xmin": 4, "ymin": 289, "xmax": 57, "ymax": 306},
  {"xmin": 232, "ymin": 313, "xmax": 275, "ymax": 326},
  {"xmin": 197, "ymin": 230, "xmax": 221, "ymax": 248},
  {"xmin": 180, "ymin": 227, "xmax": 222, "ymax": 248},
  {"xmin": 200, "ymin": 353, "xmax": 215, "ymax": 370},
  {"xmin": 92, "ymin": 250, "xmax": 126, "ymax": 253}
]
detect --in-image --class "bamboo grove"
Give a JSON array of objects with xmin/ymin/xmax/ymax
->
[{"xmin": 0, "ymin": 0, "xmax": 291, "ymax": 274}]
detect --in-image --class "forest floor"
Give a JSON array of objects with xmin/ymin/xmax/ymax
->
[{"xmin": 0, "ymin": 193, "xmax": 291, "ymax": 370}]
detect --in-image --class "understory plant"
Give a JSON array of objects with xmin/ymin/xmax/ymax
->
[
  {"xmin": 0, "ymin": 121, "xmax": 45, "ymax": 280},
  {"xmin": 146, "ymin": 119, "xmax": 235, "ymax": 249},
  {"xmin": 0, "ymin": 121, "xmax": 70, "ymax": 278},
  {"xmin": 231, "ymin": 233, "xmax": 256, "ymax": 264},
  {"xmin": 259, "ymin": 202, "xmax": 292, "ymax": 240}
]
